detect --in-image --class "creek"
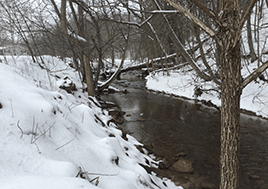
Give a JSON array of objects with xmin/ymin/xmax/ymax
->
[{"xmin": 100, "ymin": 71, "xmax": 268, "ymax": 189}]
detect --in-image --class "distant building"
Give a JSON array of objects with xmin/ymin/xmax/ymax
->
[{"xmin": 0, "ymin": 44, "xmax": 29, "ymax": 56}]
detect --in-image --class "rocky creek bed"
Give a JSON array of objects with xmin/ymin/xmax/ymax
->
[{"xmin": 100, "ymin": 72, "xmax": 268, "ymax": 189}]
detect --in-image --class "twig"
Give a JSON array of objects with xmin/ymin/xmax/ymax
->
[
  {"xmin": 76, "ymin": 167, "xmax": 82, "ymax": 178},
  {"xmin": 9, "ymin": 99, "xmax": 14, "ymax": 118},
  {"xmin": 55, "ymin": 138, "xmax": 75, "ymax": 151},
  {"xmin": 83, "ymin": 171, "xmax": 119, "ymax": 176},
  {"xmin": 34, "ymin": 123, "xmax": 39, "ymax": 139},
  {"xmin": 17, "ymin": 120, "xmax": 24, "ymax": 138},
  {"xmin": 32, "ymin": 122, "xmax": 55, "ymax": 143},
  {"xmin": 34, "ymin": 142, "xmax": 41, "ymax": 154},
  {"xmin": 79, "ymin": 164, "xmax": 119, "ymax": 178},
  {"xmin": 90, "ymin": 177, "xmax": 99, "ymax": 186},
  {"xmin": 31, "ymin": 117, "xmax": 36, "ymax": 143}
]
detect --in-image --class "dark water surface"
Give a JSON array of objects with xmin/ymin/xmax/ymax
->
[{"xmin": 101, "ymin": 73, "xmax": 268, "ymax": 189}]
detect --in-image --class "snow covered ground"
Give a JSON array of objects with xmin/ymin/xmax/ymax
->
[
  {"xmin": 146, "ymin": 61, "xmax": 268, "ymax": 118},
  {"xmin": 0, "ymin": 55, "xmax": 182, "ymax": 189}
]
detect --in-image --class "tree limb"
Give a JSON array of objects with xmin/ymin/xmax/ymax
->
[
  {"xmin": 195, "ymin": 28, "xmax": 221, "ymax": 85},
  {"xmin": 233, "ymin": 0, "xmax": 258, "ymax": 47},
  {"xmin": 98, "ymin": 44, "xmax": 128, "ymax": 92},
  {"xmin": 154, "ymin": 0, "xmax": 211, "ymax": 81},
  {"xmin": 242, "ymin": 61, "xmax": 268, "ymax": 89},
  {"xmin": 102, "ymin": 15, "xmax": 154, "ymax": 28},
  {"xmin": 163, "ymin": 0, "xmax": 216, "ymax": 37},
  {"xmin": 60, "ymin": 0, "xmax": 68, "ymax": 37},
  {"xmin": 50, "ymin": 0, "xmax": 61, "ymax": 19},
  {"xmin": 239, "ymin": 0, "xmax": 258, "ymax": 33},
  {"xmin": 190, "ymin": 0, "xmax": 221, "ymax": 26}
]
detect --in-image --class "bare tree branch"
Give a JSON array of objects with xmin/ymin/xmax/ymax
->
[
  {"xmin": 103, "ymin": 15, "xmax": 154, "ymax": 28},
  {"xmin": 98, "ymin": 41, "xmax": 129, "ymax": 92},
  {"xmin": 163, "ymin": 0, "xmax": 216, "ymax": 37},
  {"xmin": 195, "ymin": 27, "xmax": 221, "ymax": 85},
  {"xmin": 232, "ymin": 0, "xmax": 258, "ymax": 47},
  {"xmin": 50, "ymin": 0, "xmax": 61, "ymax": 19},
  {"xmin": 190, "ymin": 0, "xmax": 221, "ymax": 26},
  {"xmin": 154, "ymin": 0, "xmax": 211, "ymax": 81},
  {"xmin": 239, "ymin": 0, "xmax": 258, "ymax": 33},
  {"xmin": 242, "ymin": 61, "xmax": 268, "ymax": 89}
]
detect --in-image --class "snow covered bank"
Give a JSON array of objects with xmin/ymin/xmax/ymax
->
[
  {"xmin": 0, "ymin": 56, "xmax": 182, "ymax": 189},
  {"xmin": 146, "ymin": 64, "xmax": 268, "ymax": 118}
]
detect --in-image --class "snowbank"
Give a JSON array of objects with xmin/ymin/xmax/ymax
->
[
  {"xmin": 0, "ymin": 55, "xmax": 182, "ymax": 189},
  {"xmin": 146, "ymin": 64, "xmax": 268, "ymax": 118}
]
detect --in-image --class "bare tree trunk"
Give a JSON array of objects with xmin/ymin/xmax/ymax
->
[
  {"xmin": 60, "ymin": 0, "xmax": 95, "ymax": 96},
  {"xmin": 220, "ymin": 47, "xmax": 241, "ymax": 189},
  {"xmin": 218, "ymin": 2, "xmax": 242, "ymax": 188},
  {"xmin": 83, "ymin": 55, "xmax": 95, "ymax": 96}
]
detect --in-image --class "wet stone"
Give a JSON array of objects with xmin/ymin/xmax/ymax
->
[
  {"xmin": 172, "ymin": 158, "xmax": 194, "ymax": 173},
  {"xmin": 159, "ymin": 158, "xmax": 170, "ymax": 169},
  {"xmin": 201, "ymin": 181, "xmax": 216, "ymax": 189},
  {"xmin": 175, "ymin": 151, "xmax": 187, "ymax": 157},
  {"xmin": 108, "ymin": 108, "xmax": 125, "ymax": 124}
]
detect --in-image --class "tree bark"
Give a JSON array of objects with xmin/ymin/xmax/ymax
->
[
  {"xmin": 219, "ymin": 45, "xmax": 241, "ymax": 189},
  {"xmin": 217, "ymin": 2, "xmax": 242, "ymax": 188},
  {"xmin": 83, "ymin": 55, "xmax": 95, "ymax": 97}
]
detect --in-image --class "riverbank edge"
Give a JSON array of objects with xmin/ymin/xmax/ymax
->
[{"xmin": 145, "ymin": 87, "xmax": 268, "ymax": 121}]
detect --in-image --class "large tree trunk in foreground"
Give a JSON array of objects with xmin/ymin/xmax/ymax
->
[
  {"xmin": 218, "ymin": 3, "xmax": 242, "ymax": 188},
  {"xmin": 220, "ymin": 45, "xmax": 241, "ymax": 189}
]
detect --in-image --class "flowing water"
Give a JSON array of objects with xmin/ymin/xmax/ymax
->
[{"xmin": 100, "ymin": 72, "xmax": 268, "ymax": 189}]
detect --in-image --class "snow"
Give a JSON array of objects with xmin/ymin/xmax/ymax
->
[
  {"xmin": 146, "ymin": 60, "xmax": 268, "ymax": 118},
  {"xmin": 0, "ymin": 55, "xmax": 182, "ymax": 189}
]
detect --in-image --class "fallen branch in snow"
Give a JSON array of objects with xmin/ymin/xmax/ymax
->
[
  {"xmin": 120, "ymin": 53, "xmax": 177, "ymax": 74},
  {"xmin": 79, "ymin": 165, "xmax": 119, "ymax": 177},
  {"xmin": 32, "ymin": 122, "xmax": 54, "ymax": 143},
  {"xmin": 94, "ymin": 114, "xmax": 106, "ymax": 127},
  {"xmin": 34, "ymin": 142, "xmax": 41, "ymax": 154},
  {"xmin": 17, "ymin": 120, "xmax": 24, "ymax": 138},
  {"xmin": 120, "ymin": 38, "xmax": 209, "ymax": 74},
  {"xmin": 9, "ymin": 98, "xmax": 14, "ymax": 118},
  {"xmin": 30, "ymin": 117, "xmax": 37, "ymax": 144},
  {"xmin": 98, "ymin": 43, "xmax": 128, "ymax": 92},
  {"xmin": 90, "ymin": 176, "xmax": 100, "ymax": 186},
  {"xmin": 152, "ymin": 62, "xmax": 189, "ymax": 73},
  {"xmin": 55, "ymin": 138, "xmax": 75, "ymax": 151}
]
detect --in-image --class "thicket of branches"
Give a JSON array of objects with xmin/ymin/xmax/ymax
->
[{"xmin": 1, "ymin": 1, "xmax": 268, "ymax": 189}]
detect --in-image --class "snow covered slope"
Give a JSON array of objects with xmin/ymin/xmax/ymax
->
[{"xmin": 0, "ymin": 56, "xmax": 181, "ymax": 189}]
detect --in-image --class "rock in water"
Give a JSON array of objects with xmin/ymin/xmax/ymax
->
[{"xmin": 172, "ymin": 158, "xmax": 193, "ymax": 173}]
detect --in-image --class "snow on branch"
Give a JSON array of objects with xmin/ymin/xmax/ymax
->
[
  {"xmin": 68, "ymin": 30, "xmax": 88, "ymax": 43},
  {"xmin": 103, "ymin": 15, "xmax": 154, "ymax": 28},
  {"xmin": 150, "ymin": 10, "xmax": 181, "ymax": 14}
]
